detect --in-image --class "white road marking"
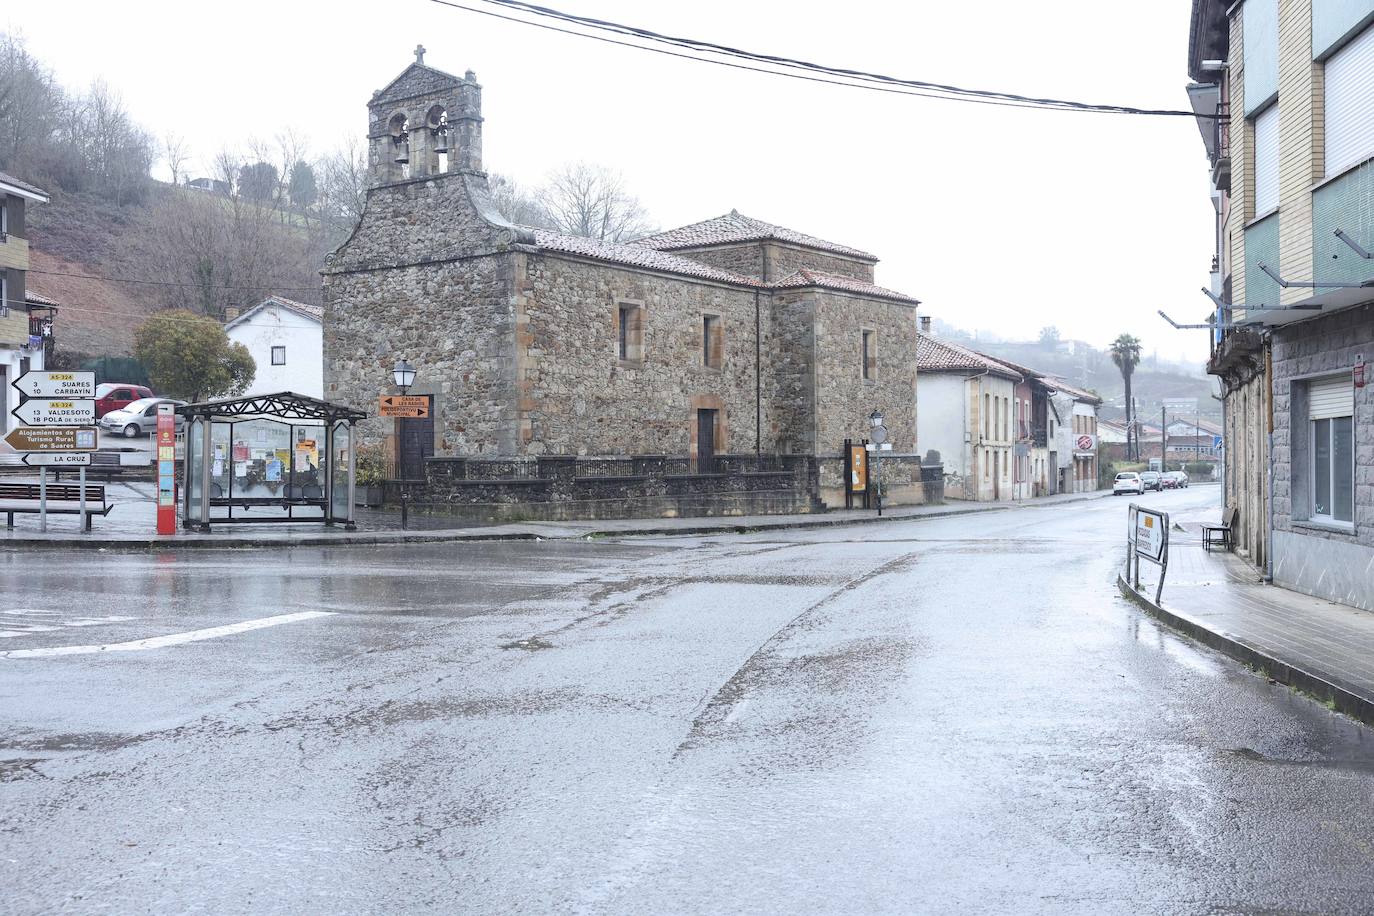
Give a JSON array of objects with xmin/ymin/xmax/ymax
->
[
  {"xmin": 0, "ymin": 613, "xmax": 139, "ymax": 638},
  {"xmin": 0, "ymin": 611, "xmax": 335, "ymax": 659}
]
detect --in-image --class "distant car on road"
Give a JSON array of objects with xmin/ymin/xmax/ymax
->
[
  {"xmin": 1163, "ymin": 470, "xmax": 1189, "ymax": 489},
  {"xmin": 94, "ymin": 383, "xmax": 154, "ymax": 418},
  {"xmin": 1113, "ymin": 472, "xmax": 1144, "ymax": 496},
  {"xmin": 98, "ymin": 397, "xmax": 187, "ymax": 438},
  {"xmin": 1140, "ymin": 471, "xmax": 1163, "ymax": 491}
]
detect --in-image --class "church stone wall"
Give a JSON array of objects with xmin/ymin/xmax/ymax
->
[
  {"xmin": 515, "ymin": 253, "xmax": 770, "ymax": 456},
  {"xmin": 812, "ymin": 290, "xmax": 919, "ymax": 455},
  {"xmin": 764, "ymin": 242, "xmax": 875, "ymax": 282},
  {"xmin": 324, "ymin": 172, "xmax": 521, "ymax": 455}
]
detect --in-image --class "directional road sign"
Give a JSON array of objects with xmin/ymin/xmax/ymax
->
[
  {"xmin": 378, "ymin": 395, "xmax": 430, "ymax": 418},
  {"xmin": 21, "ymin": 452, "xmax": 92, "ymax": 467},
  {"xmin": 3, "ymin": 426, "xmax": 98, "ymax": 451},
  {"xmin": 10, "ymin": 370, "xmax": 95, "ymax": 399},
  {"xmin": 11, "ymin": 399, "xmax": 96, "ymax": 426},
  {"xmin": 1213, "ymin": 435, "xmax": 1223, "ymax": 450}
]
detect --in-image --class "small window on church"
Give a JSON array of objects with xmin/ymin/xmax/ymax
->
[
  {"xmin": 862, "ymin": 329, "xmax": 876, "ymax": 381},
  {"xmin": 617, "ymin": 301, "xmax": 643, "ymax": 364},
  {"xmin": 702, "ymin": 314, "xmax": 722, "ymax": 369}
]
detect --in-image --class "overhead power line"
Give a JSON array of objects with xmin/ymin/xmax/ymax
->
[
  {"xmin": 26, "ymin": 267, "xmax": 320, "ymax": 294},
  {"xmin": 433, "ymin": 0, "xmax": 1209, "ymax": 118}
]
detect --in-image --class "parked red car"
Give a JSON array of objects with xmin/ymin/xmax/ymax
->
[{"xmin": 94, "ymin": 383, "xmax": 154, "ymax": 418}]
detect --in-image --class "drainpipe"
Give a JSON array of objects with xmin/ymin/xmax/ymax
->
[
  {"xmin": 754, "ymin": 289, "xmax": 762, "ymax": 467},
  {"xmin": 966, "ymin": 367, "xmax": 990, "ymax": 500},
  {"xmin": 1264, "ymin": 341, "xmax": 1275, "ymax": 582}
]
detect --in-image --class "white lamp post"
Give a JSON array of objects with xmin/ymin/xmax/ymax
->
[{"xmin": 393, "ymin": 359, "xmax": 417, "ymax": 395}]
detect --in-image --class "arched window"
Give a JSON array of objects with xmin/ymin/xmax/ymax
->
[
  {"xmin": 389, "ymin": 112, "xmax": 410, "ymax": 178},
  {"xmin": 426, "ymin": 105, "xmax": 450, "ymax": 173}
]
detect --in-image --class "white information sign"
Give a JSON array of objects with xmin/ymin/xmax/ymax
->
[
  {"xmin": 1134, "ymin": 508, "xmax": 1166, "ymax": 562},
  {"xmin": 21, "ymin": 453, "xmax": 93, "ymax": 466},
  {"xmin": 11, "ymin": 399, "xmax": 96, "ymax": 426},
  {"xmin": 11, "ymin": 370, "xmax": 96, "ymax": 399}
]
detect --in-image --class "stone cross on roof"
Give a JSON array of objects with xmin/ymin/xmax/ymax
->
[{"xmin": 414, "ymin": 44, "xmax": 426, "ymax": 65}]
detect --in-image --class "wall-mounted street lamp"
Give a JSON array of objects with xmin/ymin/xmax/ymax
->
[
  {"xmin": 393, "ymin": 359, "xmax": 417, "ymax": 394},
  {"xmin": 870, "ymin": 408, "xmax": 884, "ymax": 429}
]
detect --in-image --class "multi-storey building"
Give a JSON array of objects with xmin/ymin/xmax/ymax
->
[
  {"xmin": 0, "ymin": 171, "xmax": 54, "ymax": 436},
  {"xmin": 1189, "ymin": 0, "xmax": 1373, "ymax": 609}
]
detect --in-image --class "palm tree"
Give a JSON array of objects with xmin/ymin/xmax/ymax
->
[{"xmin": 1111, "ymin": 334, "xmax": 1143, "ymax": 460}]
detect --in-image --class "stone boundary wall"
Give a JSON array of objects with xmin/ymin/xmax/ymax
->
[
  {"xmin": 385, "ymin": 453, "xmax": 824, "ymax": 522},
  {"xmin": 815, "ymin": 453, "xmax": 944, "ymax": 509}
]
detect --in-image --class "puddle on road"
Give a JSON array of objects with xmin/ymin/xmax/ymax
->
[
  {"xmin": 501, "ymin": 636, "xmax": 555, "ymax": 651},
  {"xmin": 1223, "ymin": 746, "xmax": 1374, "ymax": 774}
]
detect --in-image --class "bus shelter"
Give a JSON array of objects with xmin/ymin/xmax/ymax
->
[{"xmin": 179, "ymin": 392, "xmax": 366, "ymax": 531}]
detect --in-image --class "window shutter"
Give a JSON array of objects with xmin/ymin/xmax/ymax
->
[
  {"xmin": 1253, "ymin": 104, "xmax": 1280, "ymax": 215},
  {"xmin": 1325, "ymin": 24, "xmax": 1374, "ymax": 177},
  {"xmin": 1308, "ymin": 375, "xmax": 1354, "ymax": 420}
]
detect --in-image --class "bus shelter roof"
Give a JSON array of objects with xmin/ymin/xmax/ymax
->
[{"xmin": 178, "ymin": 391, "xmax": 366, "ymax": 423}]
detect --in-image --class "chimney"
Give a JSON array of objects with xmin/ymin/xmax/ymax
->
[{"xmin": 919, "ymin": 316, "xmax": 932, "ymax": 335}]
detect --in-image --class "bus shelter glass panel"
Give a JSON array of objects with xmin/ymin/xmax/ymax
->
[
  {"xmin": 209, "ymin": 422, "xmax": 232, "ymax": 499},
  {"xmin": 331, "ymin": 422, "xmax": 352, "ymax": 520},
  {"xmin": 227, "ymin": 418, "xmax": 292, "ymax": 500},
  {"xmin": 185, "ymin": 418, "xmax": 203, "ymax": 510},
  {"xmin": 290, "ymin": 424, "xmax": 326, "ymax": 501}
]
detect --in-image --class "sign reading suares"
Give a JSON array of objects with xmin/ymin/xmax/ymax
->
[{"xmin": 10, "ymin": 369, "xmax": 95, "ymax": 399}]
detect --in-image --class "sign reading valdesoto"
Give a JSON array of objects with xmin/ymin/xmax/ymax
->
[{"xmin": 11, "ymin": 399, "xmax": 96, "ymax": 426}]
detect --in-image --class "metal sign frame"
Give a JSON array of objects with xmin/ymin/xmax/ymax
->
[{"xmin": 1126, "ymin": 502, "xmax": 1170, "ymax": 604}]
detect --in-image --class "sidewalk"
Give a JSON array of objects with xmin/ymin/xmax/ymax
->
[
  {"xmin": 1120, "ymin": 516, "xmax": 1374, "ymax": 727},
  {"xmin": 0, "ymin": 484, "xmax": 1114, "ymax": 549}
]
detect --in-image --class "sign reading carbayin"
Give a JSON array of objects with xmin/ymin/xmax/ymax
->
[
  {"xmin": 1134, "ymin": 508, "xmax": 1166, "ymax": 562},
  {"xmin": 10, "ymin": 370, "xmax": 95, "ymax": 399}
]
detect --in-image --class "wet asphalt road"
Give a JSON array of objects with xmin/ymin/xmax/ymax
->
[{"xmin": 3, "ymin": 487, "xmax": 1374, "ymax": 914}]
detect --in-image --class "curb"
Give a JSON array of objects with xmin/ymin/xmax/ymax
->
[
  {"xmin": 1116, "ymin": 573, "xmax": 1374, "ymax": 728},
  {"xmin": 2, "ymin": 491, "xmax": 1114, "ymax": 552}
]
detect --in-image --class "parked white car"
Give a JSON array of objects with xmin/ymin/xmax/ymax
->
[
  {"xmin": 98, "ymin": 397, "xmax": 187, "ymax": 438},
  {"xmin": 1113, "ymin": 472, "xmax": 1144, "ymax": 496}
]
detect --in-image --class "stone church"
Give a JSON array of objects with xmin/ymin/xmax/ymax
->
[{"xmin": 323, "ymin": 52, "xmax": 923, "ymax": 482}]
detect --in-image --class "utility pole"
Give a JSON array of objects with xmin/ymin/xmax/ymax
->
[{"xmin": 1161, "ymin": 405, "xmax": 1168, "ymax": 469}]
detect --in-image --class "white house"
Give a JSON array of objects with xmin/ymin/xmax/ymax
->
[
  {"xmin": 225, "ymin": 296, "xmax": 323, "ymax": 399},
  {"xmin": 916, "ymin": 332, "xmax": 1022, "ymax": 501},
  {"xmin": 1045, "ymin": 377, "xmax": 1102, "ymax": 494}
]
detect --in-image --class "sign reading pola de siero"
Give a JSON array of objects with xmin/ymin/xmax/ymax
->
[{"xmin": 7, "ymin": 369, "xmax": 100, "ymax": 531}]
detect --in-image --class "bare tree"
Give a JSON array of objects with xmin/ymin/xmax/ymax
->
[
  {"xmin": 488, "ymin": 172, "xmax": 547, "ymax": 228},
  {"xmin": 162, "ymin": 131, "xmax": 190, "ymax": 186},
  {"xmin": 533, "ymin": 162, "xmax": 655, "ymax": 243},
  {"xmin": 316, "ymin": 136, "xmax": 369, "ymax": 242},
  {"xmin": 0, "ymin": 34, "xmax": 63, "ymax": 177}
]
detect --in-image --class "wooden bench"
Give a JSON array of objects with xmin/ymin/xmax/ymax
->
[
  {"xmin": 1201, "ymin": 506, "xmax": 1238, "ymax": 552},
  {"xmin": 0, "ymin": 481, "xmax": 112, "ymax": 530}
]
